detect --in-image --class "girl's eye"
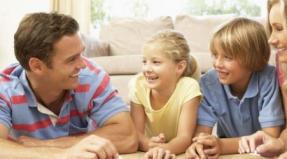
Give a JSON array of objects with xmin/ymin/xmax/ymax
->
[
  {"xmin": 142, "ymin": 60, "xmax": 147, "ymax": 64},
  {"xmin": 153, "ymin": 60, "xmax": 161, "ymax": 64}
]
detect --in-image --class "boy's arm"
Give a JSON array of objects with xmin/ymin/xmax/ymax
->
[
  {"xmin": 130, "ymin": 102, "xmax": 150, "ymax": 151},
  {"xmin": 160, "ymin": 96, "xmax": 201, "ymax": 154}
]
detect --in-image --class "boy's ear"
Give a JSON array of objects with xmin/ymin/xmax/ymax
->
[
  {"xmin": 176, "ymin": 60, "xmax": 187, "ymax": 74},
  {"xmin": 28, "ymin": 57, "xmax": 46, "ymax": 73}
]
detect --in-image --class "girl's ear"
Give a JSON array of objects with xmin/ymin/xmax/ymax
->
[{"xmin": 176, "ymin": 60, "xmax": 187, "ymax": 75}]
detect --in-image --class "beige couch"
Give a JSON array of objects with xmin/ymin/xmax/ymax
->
[{"xmin": 83, "ymin": 15, "xmax": 274, "ymax": 103}]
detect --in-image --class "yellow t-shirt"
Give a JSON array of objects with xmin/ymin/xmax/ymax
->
[{"xmin": 129, "ymin": 74, "xmax": 201, "ymax": 141}]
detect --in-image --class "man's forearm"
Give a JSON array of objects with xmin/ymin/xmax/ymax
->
[
  {"xmin": 22, "ymin": 122, "xmax": 138, "ymax": 153},
  {"xmin": 0, "ymin": 138, "xmax": 63, "ymax": 159}
]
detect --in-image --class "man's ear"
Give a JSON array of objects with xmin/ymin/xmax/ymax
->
[
  {"xmin": 28, "ymin": 57, "xmax": 45, "ymax": 73},
  {"xmin": 176, "ymin": 60, "xmax": 187, "ymax": 74}
]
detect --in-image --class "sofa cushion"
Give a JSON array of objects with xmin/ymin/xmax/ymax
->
[
  {"xmin": 81, "ymin": 34, "xmax": 110, "ymax": 57},
  {"xmin": 90, "ymin": 55, "xmax": 142, "ymax": 75},
  {"xmin": 174, "ymin": 15, "xmax": 236, "ymax": 53},
  {"xmin": 99, "ymin": 16, "xmax": 174, "ymax": 56}
]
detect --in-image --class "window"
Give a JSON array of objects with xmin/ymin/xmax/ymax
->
[{"xmin": 91, "ymin": 0, "xmax": 267, "ymax": 31}]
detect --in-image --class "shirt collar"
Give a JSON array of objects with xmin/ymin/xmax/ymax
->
[
  {"xmin": 224, "ymin": 72, "xmax": 258, "ymax": 100},
  {"xmin": 19, "ymin": 70, "xmax": 75, "ymax": 108}
]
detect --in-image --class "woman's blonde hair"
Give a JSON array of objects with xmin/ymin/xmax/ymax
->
[
  {"xmin": 267, "ymin": 0, "xmax": 287, "ymax": 35},
  {"xmin": 209, "ymin": 17, "xmax": 270, "ymax": 71},
  {"xmin": 143, "ymin": 29, "xmax": 199, "ymax": 79}
]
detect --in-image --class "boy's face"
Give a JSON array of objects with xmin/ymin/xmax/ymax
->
[
  {"xmin": 212, "ymin": 44, "xmax": 252, "ymax": 91},
  {"xmin": 269, "ymin": 2, "xmax": 287, "ymax": 63},
  {"xmin": 39, "ymin": 33, "xmax": 86, "ymax": 90}
]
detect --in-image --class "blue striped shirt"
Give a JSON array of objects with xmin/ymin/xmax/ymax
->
[{"xmin": 0, "ymin": 59, "xmax": 129, "ymax": 139}]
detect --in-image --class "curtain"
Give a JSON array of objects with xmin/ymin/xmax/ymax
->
[{"xmin": 50, "ymin": 0, "xmax": 91, "ymax": 34}]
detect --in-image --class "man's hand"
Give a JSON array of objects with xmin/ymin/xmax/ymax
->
[
  {"xmin": 144, "ymin": 147, "xmax": 175, "ymax": 159},
  {"xmin": 63, "ymin": 135, "xmax": 118, "ymax": 159},
  {"xmin": 148, "ymin": 133, "xmax": 166, "ymax": 148},
  {"xmin": 239, "ymin": 131, "xmax": 285, "ymax": 158}
]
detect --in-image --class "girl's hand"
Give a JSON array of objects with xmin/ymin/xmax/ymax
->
[
  {"xmin": 185, "ymin": 142, "xmax": 206, "ymax": 159},
  {"xmin": 149, "ymin": 133, "xmax": 166, "ymax": 148},
  {"xmin": 144, "ymin": 147, "xmax": 175, "ymax": 159}
]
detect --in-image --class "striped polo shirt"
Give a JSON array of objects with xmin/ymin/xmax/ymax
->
[{"xmin": 0, "ymin": 59, "xmax": 129, "ymax": 139}]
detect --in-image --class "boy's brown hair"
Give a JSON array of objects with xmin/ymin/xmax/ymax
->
[{"xmin": 209, "ymin": 17, "xmax": 270, "ymax": 71}]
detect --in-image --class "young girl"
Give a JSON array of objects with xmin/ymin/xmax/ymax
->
[
  {"xmin": 238, "ymin": 0, "xmax": 287, "ymax": 158},
  {"xmin": 129, "ymin": 30, "xmax": 201, "ymax": 159},
  {"xmin": 185, "ymin": 17, "xmax": 285, "ymax": 159}
]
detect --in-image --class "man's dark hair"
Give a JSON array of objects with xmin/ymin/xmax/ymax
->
[{"xmin": 14, "ymin": 12, "xmax": 79, "ymax": 70}]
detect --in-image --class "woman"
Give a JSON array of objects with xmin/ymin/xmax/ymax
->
[{"xmin": 238, "ymin": 0, "xmax": 287, "ymax": 158}]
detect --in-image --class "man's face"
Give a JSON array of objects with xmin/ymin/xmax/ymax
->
[{"xmin": 41, "ymin": 33, "xmax": 86, "ymax": 90}]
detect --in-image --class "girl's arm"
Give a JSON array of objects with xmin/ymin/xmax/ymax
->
[
  {"xmin": 159, "ymin": 96, "xmax": 201, "ymax": 154},
  {"xmin": 130, "ymin": 101, "xmax": 150, "ymax": 151}
]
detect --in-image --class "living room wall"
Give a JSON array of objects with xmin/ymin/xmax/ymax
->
[{"xmin": 0, "ymin": 0, "xmax": 49, "ymax": 69}]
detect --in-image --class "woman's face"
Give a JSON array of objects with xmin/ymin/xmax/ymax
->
[{"xmin": 269, "ymin": 2, "xmax": 287, "ymax": 63}]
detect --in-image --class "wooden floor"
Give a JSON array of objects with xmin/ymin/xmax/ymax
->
[{"xmin": 120, "ymin": 152, "xmax": 267, "ymax": 159}]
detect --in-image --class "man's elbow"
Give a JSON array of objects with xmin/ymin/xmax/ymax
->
[{"xmin": 120, "ymin": 127, "xmax": 139, "ymax": 153}]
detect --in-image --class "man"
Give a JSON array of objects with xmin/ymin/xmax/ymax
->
[{"xmin": 0, "ymin": 12, "xmax": 138, "ymax": 158}]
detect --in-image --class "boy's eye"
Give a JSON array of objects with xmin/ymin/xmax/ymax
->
[
  {"xmin": 224, "ymin": 55, "xmax": 233, "ymax": 60},
  {"xmin": 142, "ymin": 59, "xmax": 147, "ymax": 64}
]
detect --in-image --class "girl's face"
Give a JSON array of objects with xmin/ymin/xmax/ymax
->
[
  {"xmin": 212, "ymin": 44, "xmax": 252, "ymax": 91},
  {"xmin": 142, "ymin": 44, "xmax": 184, "ymax": 91},
  {"xmin": 269, "ymin": 2, "xmax": 287, "ymax": 63}
]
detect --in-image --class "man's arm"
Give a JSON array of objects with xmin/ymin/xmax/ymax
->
[
  {"xmin": 19, "ymin": 112, "xmax": 138, "ymax": 153},
  {"xmin": 0, "ymin": 124, "xmax": 65, "ymax": 159}
]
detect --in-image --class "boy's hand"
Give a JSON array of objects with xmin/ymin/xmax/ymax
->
[
  {"xmin": 185, "ymin": 142, "xmax": 206, "ymax": 159},
  {"xmin": 193, "ymin": 133, "xmax": 221, "ymax": 159}
]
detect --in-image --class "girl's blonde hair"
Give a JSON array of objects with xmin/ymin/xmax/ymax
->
[
  {"xmin": 143, "ymin": 29, "xmax": 199, "ymax": 79},
  {"xmin": 267, "ymin": 0, "xmax": 287, "ymax": 35},
  {"xmin": 210, "ymin": 17, "xmax": 270, "ymax": 71}
]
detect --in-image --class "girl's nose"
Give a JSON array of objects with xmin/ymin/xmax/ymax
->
[{"xmin": 143, "ymin": 64, "xmax": 152, "ymax": 72}]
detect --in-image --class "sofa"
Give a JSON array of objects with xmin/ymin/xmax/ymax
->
[{"xmin": 82, "ymin": 15, "xmax": 275, "ymax": 103}]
